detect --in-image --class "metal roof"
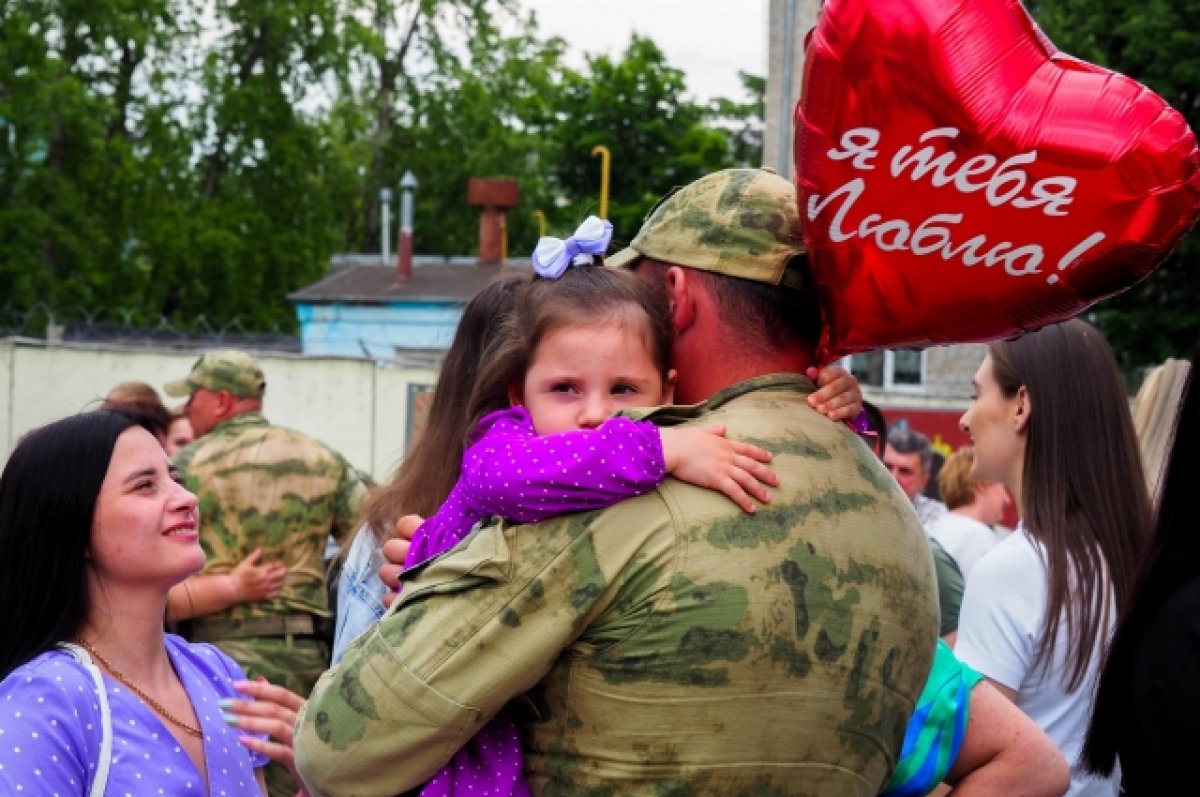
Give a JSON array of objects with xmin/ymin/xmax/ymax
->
[{"xmin": 288, "ymin": 259, "xmax": 532, "ymax": 304}]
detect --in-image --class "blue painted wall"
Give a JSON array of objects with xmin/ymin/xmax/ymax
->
[{"xmin": 295, "ymin": 301, "xmax": 465, "ymax": 359}]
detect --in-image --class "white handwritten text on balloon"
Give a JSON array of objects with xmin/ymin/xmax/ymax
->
[{"xmin": 807, "ymin": 127, "xmax": 1105, "ymax": 285}]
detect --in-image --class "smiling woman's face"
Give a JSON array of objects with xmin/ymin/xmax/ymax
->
[{"xmin": 88, "ymin": 426, "xmax": 204, "ymax": 592}]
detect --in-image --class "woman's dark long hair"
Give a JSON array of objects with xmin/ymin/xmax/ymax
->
[
  {"xmin": 1084, "ymin": 342, "xmax": 1200, "ymax": 774},
  {"xmin": 356, "ymin": 273, "xmax": 526, "ymax": 541},
  {"xmin": 0, "ymin": 410, "xmax": 138, "ymax": 679},
  {"xmin": 989, "ymin": 319, "xmax": 1151, "ymax": 692}
]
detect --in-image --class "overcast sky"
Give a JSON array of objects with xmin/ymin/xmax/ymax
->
[{"xmin": 514, "ymin": 0, "xmax": 767, "ymax": 103}]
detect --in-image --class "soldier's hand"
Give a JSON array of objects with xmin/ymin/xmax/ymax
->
[
  {"xmin": 230, "ymin": 548, "xmax": 288, "ymax": 603},
  {"xmin": 379, "ymin": 514, "xmax": 422, "ymax": 608},
  {"xmin": 806, "ymin": 365, "xmax": 864, "ymax": 422}
]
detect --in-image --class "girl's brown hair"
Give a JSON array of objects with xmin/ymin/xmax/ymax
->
[
  {"xmin": 468, "ymin": 265, "xmax": 673, "ymax": 438},
  {"xmin": 988, "ymin": 318, "xmax": 1151, "ymax": 691}
]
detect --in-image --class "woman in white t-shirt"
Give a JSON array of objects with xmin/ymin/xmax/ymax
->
[
  {"xmin": 927, "ymin": 445, "xmax": 1008, "ymax": 579},
  {"xmin": 954, "ymin": 319, "xmax": 1151, "ymax": 797}
]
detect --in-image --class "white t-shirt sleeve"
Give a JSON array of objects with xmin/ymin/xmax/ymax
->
[
  {"xmin": 954, "ymin": 533, "xmax": 1046, "ymax": 691},
  {"xmin": 955, "ymin": 531, "xmax": 999, "ymax": 579}
]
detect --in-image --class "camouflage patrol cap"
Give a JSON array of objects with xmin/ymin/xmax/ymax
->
[
  {"xmin": 163, "ymin": 350, "xmax": 266, "ymax": 398},
  {"xmin": 607, "ymin": 167, "xmax": 807, "ymax": 289}
]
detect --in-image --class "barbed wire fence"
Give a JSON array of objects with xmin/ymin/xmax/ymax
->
[{"xmin": 0, "ymin": 302, "xmax": 302, "ymax": 352}]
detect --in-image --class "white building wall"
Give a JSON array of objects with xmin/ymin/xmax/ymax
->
[
  {"xmin": 0, "ymin": 339, "xmax": 438, "ymax": 481},
  {"xmin": 763, "ymin": 0, "xmax": 821, "ymax": 175}
]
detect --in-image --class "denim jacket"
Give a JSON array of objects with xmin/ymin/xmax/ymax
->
[{"xmin": 331, "ymin": 526, "xmax": 389, "ymax": 665}]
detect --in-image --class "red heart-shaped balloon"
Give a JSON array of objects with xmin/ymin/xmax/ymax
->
[{"xmin": 795, "ymin": 0, "xmax": 1200, "ymax": 361}]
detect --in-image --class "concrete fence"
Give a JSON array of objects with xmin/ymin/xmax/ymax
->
[{"xmin": 0, "ymin": 339, "xmax": 440, "ymax": 480}]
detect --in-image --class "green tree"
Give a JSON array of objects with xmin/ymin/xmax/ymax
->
[
  {"xmin": 547, "ymin": 36, "xmax": 733, "ymax": 245},
  {"xmin": 1031, "ymin": 0, "xmax": 1200, "ymax": 370},
  {"xmin": 336, "ymin": 0, "xmax": 523, "ymax": 257},
  {"xmin": 0, "ymin": 0, "xmax": 763, "ymax": 335},
  {"xmin": 154, "ymin": 0, "xmax": 355, "ymax": 330},
  {"xmin": 0, "ymin": 0, "xmax": 184, "ymax": 321},
  {"xmin": 354, "ymin": 4, "xmax": 567, "ymax": 258}
]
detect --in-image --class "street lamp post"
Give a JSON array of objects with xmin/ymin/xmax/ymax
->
[
  {"xmin": 380, "ymin": 187, "xmax": 393, "ymax": 265},
  {"xmin": 591, "ymin": 145, "xmax": 611, "ymax": 219}
]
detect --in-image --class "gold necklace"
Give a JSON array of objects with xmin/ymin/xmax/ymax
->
[{"xmin": 72, "ymin": 637, "xmax": 204, "ymax": 739}]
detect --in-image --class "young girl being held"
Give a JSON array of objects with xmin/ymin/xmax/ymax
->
[{"xmin": 400, "ymin": 217, "xmax": 864, "ymax": 797}]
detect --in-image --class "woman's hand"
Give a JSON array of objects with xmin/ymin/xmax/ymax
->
[
  {"xmin": 224, "ymin": 677, "xmax": 309, "ymax": 796},
  {"xmin": 229, "ymin": 548, "xmax": 288, "ymax": 603},
  {"xmin": 379, "ymin": 515, "xmax": 421, "ymax": 608},
  {"xmin": 660, "ymin": 426, "xmax": 778, "ymax": 513},
  {"xmin": 806, "ymin": 365, "xmax": 864, "ymax": 422}
]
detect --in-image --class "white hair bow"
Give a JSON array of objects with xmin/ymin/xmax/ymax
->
[{"xmin": 531, "ymin": 216, "xmax": 614, "ymax": 279}]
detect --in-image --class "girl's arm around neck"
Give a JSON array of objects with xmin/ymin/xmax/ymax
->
[{"xmin": 458, "ymin": 410, "xmax": 667, "ymax": 523}]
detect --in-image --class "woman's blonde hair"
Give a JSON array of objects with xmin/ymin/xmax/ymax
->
[
  {"xmin": 937, "ymin": 446, "xmax": 978, "ymax": 511},
  {"xmin": 1133, "ymin": 358, "xmax": 1190, "ymax": 500}
]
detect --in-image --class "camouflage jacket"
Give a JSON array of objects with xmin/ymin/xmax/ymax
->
[
  {"xmin": 294, "ymin": 375, "xmax": 938, "ymax": 797},
  {"xmin": 175, "ymin": 412, "xmax": 368, "ymax": 623}
]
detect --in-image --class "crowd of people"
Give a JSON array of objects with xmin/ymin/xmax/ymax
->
[{"xmin": 0, "ymin": 165, "xmax": 1194, "ymax": 797}]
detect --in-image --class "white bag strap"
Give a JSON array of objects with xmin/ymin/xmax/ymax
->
[{"xmin": 59, "ymin": 643, "xmax": 112, "ymax": 797}]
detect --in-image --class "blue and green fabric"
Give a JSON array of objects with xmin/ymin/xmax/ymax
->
[{"xmin": 881, "ymin": 640, "xmax": 983, "ymax": 796}]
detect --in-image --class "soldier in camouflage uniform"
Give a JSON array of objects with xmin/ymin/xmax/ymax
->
[
  {"xmin": 165, "ymin": 350, "xmax": 368, "ymax": 797},
  {"xmin": 295, "ymin": 168, "xmax": 939, "ymax": 796}
]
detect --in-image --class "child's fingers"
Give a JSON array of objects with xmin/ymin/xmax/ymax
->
[
  {"xmin": 739, "ymin": 457, "xmax": 779, "ymax": 490},
  {"xmin": 731, "ymin": 462, "xmax": 774, "ymax": 504},
  {"xmin": 808, "ymin": 384, "xmax": 848, "ymax": 410},
  {"xmin": 728, "ymin": 440, "xmax": 774, "ymax": 466},
  {"xmin": 715, "ymin": 476, "xmax": 757, "ymax": 514}
]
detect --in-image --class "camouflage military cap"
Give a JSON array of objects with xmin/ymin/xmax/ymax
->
[
  {"xmin": 164, "ymin": 350, "xmax": 266, "ymax": 398},
  {"xmin": 607, "ymin": 167, "xmax": 807, "ymax": 289}
]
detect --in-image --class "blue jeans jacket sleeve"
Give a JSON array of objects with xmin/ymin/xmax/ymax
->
[{"xmin": 332, "ymin": 526, "xmax": 389, "ymax": 665}]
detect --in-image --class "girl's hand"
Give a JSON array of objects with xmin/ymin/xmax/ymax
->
[
  {"xmin": 229, "ymin": 548, "xmax": 287, "ymax": 603},
  {"xmin": 224, "ymin": 678, "xmax": 310, "ymax": 796},
  {"xmin": 806, "ymin": 365, "xmax": 864, "ymax": 422},
  {"xmin": 660, "ymin": 426, "xmax": 778, "ymax": 513}
]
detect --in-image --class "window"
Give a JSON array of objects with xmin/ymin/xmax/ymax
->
[{"xmin": 843, "ymin": 349, "xmax": 926, "ymax": 392}]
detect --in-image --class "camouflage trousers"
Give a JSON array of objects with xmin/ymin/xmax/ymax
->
[{"xmin": 213, "ymin": 635, "xmax": 330, "ymax": 797}]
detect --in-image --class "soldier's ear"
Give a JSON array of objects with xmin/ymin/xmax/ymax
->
[
  {"xmin": 215, "ymin": 390, "xmax": 236, "ymax": 416},
  {"xmin": 664, "ymin": 267, "xmax": 695, "ymax": 333}
]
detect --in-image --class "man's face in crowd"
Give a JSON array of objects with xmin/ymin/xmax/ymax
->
[
  {"xmin": 883, "ymin": 444, "xmax": 929, "ymax": 504},
  {"xmin": 184, "ymin": 387, "xmax": 223, "ymax": 438}
]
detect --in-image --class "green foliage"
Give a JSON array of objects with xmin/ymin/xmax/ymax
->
[
  {"xmin": 546, "ymin": 36, "xmax": 733, "ymax": 246},
  {"xmin": 1031, "ymin": 0, "xmax": 1200, "ymax": 370},
  {"xmin": 0, "ymin": 0, "xmax": 764, "ymax": 334}
]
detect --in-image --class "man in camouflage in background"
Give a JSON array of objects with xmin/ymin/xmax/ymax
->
[
  {"xmin": 295, "ymin": 169, "xmax": 939, "ymax": 796},
  {"xmin": 166, "ymin": 350, "xmax": 367, "ymax": 797}
]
